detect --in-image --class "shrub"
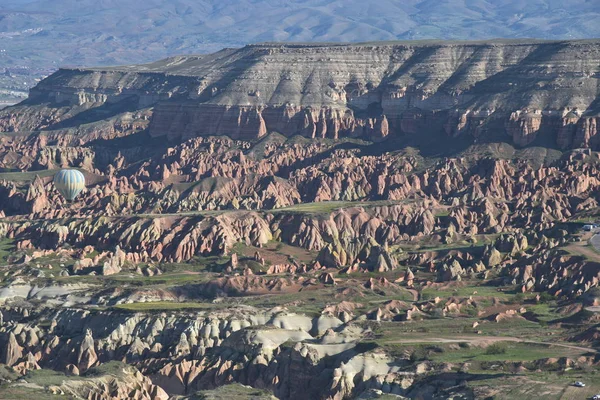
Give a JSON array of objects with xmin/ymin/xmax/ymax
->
[
  {"xmin": 512, "ymin": 293, "xmax": 525, "ymax": 304},
  {"xmin": 410, "ymin": 346, "xmax": 429, "ymax": 362},
  {"xmin": 538, "ymin": 292, "xmax": 554, "ymax": 303},
  {"xmin": 464, "ymin": 307, "xmax": 478, "ymax": 316},
  {"xmin": 428, "ymin": 345, "xmax": 444, "ymax": 354},
  {"xmin": 484, "ymin": 343, "xmax": 507, "ymax": 355}
]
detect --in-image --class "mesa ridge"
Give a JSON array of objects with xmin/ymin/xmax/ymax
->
[{"xmin": 2, "ymin": 40, "xmax": 599, "ymax": 147}]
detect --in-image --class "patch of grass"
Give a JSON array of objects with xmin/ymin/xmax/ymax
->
[
  {"xmin": 537, "ymin": 292, "xmax": 554, "ymax": 304},
  {"xmin": 475, "ymin": 317, "xmax": 562, "ymax": 338},
  {"xmin": 485, "ymin": 343, "xmax": 507, "ymax": 355},
  {"xmin": 84, "ymin": 361, "xmax": 129, "ymax": 377},
  {"xmin": 0, "ymin": 386, "xmax": 74, "ymax": 400},
  {"xmin": 511, "ymin": 293, "xmax": 525, "ymax": 304},
  {"xmin": 523, "ymin": 302, "xmax": 557, "ymax": 322},
  {"xmin": 271, "ymin": 200, "xmax": 408, "ymax": 216},
  {"xmin": 0, "ymin": 169, "xmax": 58, "ymax": 182},
  {"xmin": 0, "ymin": 238, "xmax": 15, "ymax": 262},
  {"xmin": 272, "ymin": 201, "xmax": 359, "ymax": 215},
  {"xmin": 434, "ymin": 210, "xmax": 450, "ymax": 217},
  {"xmin": 102, "ymin": 260, "xmax": 219, "ymax": 287},
  {"xmin": 421, "ymin": 283, "xmax": 511, "ymax": 300},
  {"xmin": 112, "ymin": 301, "xmax": 217, "ymax": 312},
  {"xmin": 428, "ymin": 342, "xmax": 580, "ymax": 364},
  {"xmin": 105, "ymin": 273, "xmax": 207, "ymax": 287},
  {"xmin": 23, "ymin": 368, "xmax": 76, "ymax": 386},
  {"xmin": 192, "ymin": 383, "xmax": 277, "ymax": 399}
]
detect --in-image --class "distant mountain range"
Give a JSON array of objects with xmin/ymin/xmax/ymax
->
[{"xmin": 1, "ymin": 0, "xmax": 599, "ymax": 102}]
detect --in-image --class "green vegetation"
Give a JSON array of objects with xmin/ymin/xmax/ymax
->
[
  {"xmin": 107, "ymin": 272, "xmax": 206, "ymax": 286},
  {"xmin": 191, "ymin": 383, "xmax": 276, "ymax": 399},
  {"xmin": 112, "ymin": 301, "xmax": 217, "ymax": 312},
  {"xmin": 0, "ymin": 169, "xmax": 58, "ymax": 182},
  {"xmin": 47, "ymin": 258, "xmax": 223, "ymax": 288},
  {"xmin": 0, "ymin": 238, "xmax": 15, "ymax": 263},
  {"xmin": 271, "ymin": 200, "xmax": 408, "ymax": 216},
  {"xmin": 420, "ymin": 284, "xmax": 511, "ymax": 300},
  {"xmin": 537, "ymin": 292, "xmax": 554, "ymax": 304},
  {"xmin": 484, "ymin": 342, "xmax": 507, "ymax": 355},
  {"xmin": 0, "ymin": 362, "xmax": 142, "ymax": 399},
  {"xmin": 381, "ymin": 341, "xmax": 584, "ymax": 365},
  {"xmin": 232, "ymin": 240, "xmax": 317, "ymax": 267},
  {"xmin": 0, "ymin": 387, "xmax": 74, "ymax": 400},
  {"xmin": 48, "ymin": 269, "xmax": 213, "ymax": 288},
  {"xmin": 23, "ymin": 368, "xmax": 77, "ymax": 386},
  {"xmin": 85, "ymin": 361, "xmax": 131, "ymax": 377},
  {"xmin": 272, "ymin": 201, "xmax": 367, "ymax": 215}
]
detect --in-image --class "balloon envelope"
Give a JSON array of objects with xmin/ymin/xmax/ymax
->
[{"xmin": 54, "ymin": 169, "xmax": 86, "ymax": 201}]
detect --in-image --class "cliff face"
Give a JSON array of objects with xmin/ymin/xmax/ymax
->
[{"xmin": 3, "ymin": 40, "xmax": 599, "ymax": 147}]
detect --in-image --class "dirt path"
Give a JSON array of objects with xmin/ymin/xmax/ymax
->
[
  {"xmin": 390, "ymin": 335, "xmax": 598, "ymax": 353},
  {"xmin": 565, "ymin": 237, "xmax": 600, "ymax": 263}
]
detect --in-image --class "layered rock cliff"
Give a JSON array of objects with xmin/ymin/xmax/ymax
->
[{"xmin": 2, "ymin": 40, "xmax": 600, "ymax": 148}]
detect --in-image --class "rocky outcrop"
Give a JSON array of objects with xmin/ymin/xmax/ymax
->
[
  {"xmin": 77, "ymin": 328, "xmax": 98, "ymax": 372},
  {"xmin": 0, "ymin": 146, "xmax": 598, "ymax": 274},
  {"xmin": 2, "ymin": 41, "xmax": 599, "ymax": 149},
  {"xmin": 1, "ymin": 332, "xmax": 23, "ymax": 366},
  {"xmin": 52, "ymin": 364, "xmax": 169, "ymax": 400}
]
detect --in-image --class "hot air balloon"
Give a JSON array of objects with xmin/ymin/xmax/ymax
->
[{"xmin": 54, "ymin": 169, "xmax": 86, "ymax": 202}]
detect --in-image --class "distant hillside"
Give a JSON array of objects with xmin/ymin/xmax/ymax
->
[{"xmin": 1, "ymin": 0, "xmax": 599, "ymax": 101}]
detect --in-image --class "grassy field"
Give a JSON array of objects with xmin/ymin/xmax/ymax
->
[
  {"xmin": 106, "ymin": 272, "xmax": 211, "ymax": 287},
  {"xmin": 112, "ymin": 301, "xmax": 217, "ymax": 312},
  {"xmin": 46, "ymin": 258, "xmax": 221, "ymax": 288},
  {"xmin": 371, "ymin": 311, "xmax": 567, "ymax": 345},
  {"xmin": 420, "ymin": 282, "xmax": 514, "ymax": 300},
  {"xmin": 467, "ymin": 370, "xmax": 600, "ymax": 400},
  {"xmin": 236, "ymin": 282, "xmax": 414, "ymax": 317},
  {"xmin": 427, "ymin": 341, "xmax": 584, "ymax": 363},
  {"xmin": 23, "ymin": 368, "xmax": 81, "ymax": 386},
  {"xmin": 271, "ymin": 200, "xmax": 369, "ymax": 215},
  {"xmin": 47, "ymin": 270, "xmax": 213, "ymax": 288},
  {"xmin": 0, "ymin": 169, "xmax": 58, "ymax": 182},
  {"xmin": 190, "ymin": 383, "xmax": 278, "ymax": 399},
  {"xmin": 232, "ymin": 241, "xmax": 318, "ymax": 267},
  {"xmin": 0, "ymin": 387, "xmax": 73, "ymax": 400}
]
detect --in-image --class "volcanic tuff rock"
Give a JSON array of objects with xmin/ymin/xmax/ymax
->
[
  {"xmin": 2, "ymin": 146, "xmax": 599, "ymax": 271},
  {"xmin": 50, "ymin": 363, "xmax": 169, "ymax": 400},
  {"xmin": 0, "ymin": 305, "xmax": 424, "ymax": 399},
  {"xmin": 2, "ymin": 40, "xmax": 600, "ymax": 148},
  {"xmin": 4, "ymin": 39, "xmax": 600, "ymax": 400}
]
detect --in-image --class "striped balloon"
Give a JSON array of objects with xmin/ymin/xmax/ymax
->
[{"xmin": 54, "ymin": 169, "xmax": 86, "ymax": 201}]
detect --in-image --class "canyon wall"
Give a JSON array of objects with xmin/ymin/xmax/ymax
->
[{"xmin": 2, "ymin": 40, "xmax": 599, "ymax": 148}]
